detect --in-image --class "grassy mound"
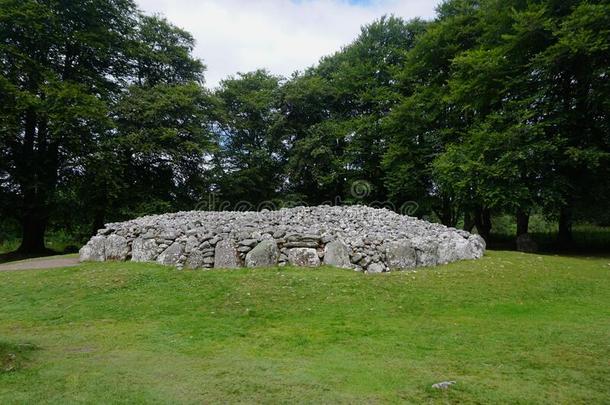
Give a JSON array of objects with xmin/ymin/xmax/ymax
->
[{"xmin": 0, "ymin": 251, "xmax": 608, "ymax": 403}]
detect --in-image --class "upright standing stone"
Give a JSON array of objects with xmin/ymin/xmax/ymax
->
[
  {"xmin": 214, "ymin": 239, "xmax": 241, "ymax": 268},
  {"xmin": 323, "ymin": 240, "xmax": 351, "ymax": 268},
  {"xmin": 469, "ymin": 235, "xmax": 486, "ymax": 258},
  {"xmin": 438, "ymin": 235, "xmax": 473, "ymax": 264},
  {"xmin": 411, "ymin": 237, "xmax": 439, "ymax": 267},
  {"xmin": 157, "ymin": 242, "xmax": 184, "ymax": 266},
  {"xmin": 185, "ymin": 251, "xmax": 206, "ymax": 269},
  {"xmin": 385, "ymin": 240, "xmax": 417, "ymax": 270},
  {"xmin": 104, "ymin": 234, "xmax": 129, "ymax": 261},
  {"xmin": 366, "ymin": 262, "xmax": 385, "ymax": 274},
  {"xmin": 79, "ymin": 236, "xmax": 105, "ymax": 262},
  {"xmin": 132, "ymin": 237, "xmax": 157, "ymax": 262},
  {"xmin": 245, "ymin": 240, "xmax": 280, "ymax": 268}
]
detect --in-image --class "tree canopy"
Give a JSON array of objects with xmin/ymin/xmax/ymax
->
[{"xmin": 1, "ymin": 0, "xmax": 608, "ymax": 252}]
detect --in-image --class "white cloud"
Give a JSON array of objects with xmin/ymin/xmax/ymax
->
[{"xmin": 135, "ymin": 0, "xmax": 442, "ymax": 88}]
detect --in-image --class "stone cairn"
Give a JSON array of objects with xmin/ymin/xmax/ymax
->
[{"xmin": 79, "ymin": 205, "xmax": 485, "ymax": 273}]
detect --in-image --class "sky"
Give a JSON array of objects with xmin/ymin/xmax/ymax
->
[{"xmin": 136, "ymin": 0, "xmax": 444, "ymax": 88}]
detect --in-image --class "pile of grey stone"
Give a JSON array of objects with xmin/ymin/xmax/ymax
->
[{"xmin": 79, "ymin": 205, "xmax": 485, "ymax": 273}]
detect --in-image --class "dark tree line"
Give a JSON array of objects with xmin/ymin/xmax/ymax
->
[{"xmin": 1, "ymin": 0, "xmax": 608, "ymax": 253}]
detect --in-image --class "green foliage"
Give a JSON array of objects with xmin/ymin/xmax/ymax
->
[
  {"xmin": 132, "ymin": 15, "xmax": 205, "ymax": 86},
  {"xmin": 383, "ymin": 0, "xmax": 609, "ymax": 237},
  {"xmin": 0, "ymin": 1, "xmax": 213, "ymax": 250},
  {"xmin": 1, "ymin": 0, "xmax": 608, "ymax": 251},
  {"xmin": 213, "ymin": 70, "xmax": 284, "ymax": 205},
  {"xmin": 283, "ymin": 16, "xmax": 428, "ymax": 203}
]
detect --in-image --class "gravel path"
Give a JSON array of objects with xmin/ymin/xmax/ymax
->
[{"xmin": 0, "ymin": 256, "xmax": 79, "ymax": 272}]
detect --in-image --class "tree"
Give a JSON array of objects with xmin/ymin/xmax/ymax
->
[
  {"xmin": 212, "ymin": 70, "xmax": 285, "ymax": 206},
  {"xmin": 283, "ymin": 16, "xmax": 427, "ymax": 204},
  {"xmin": 0, "ymin": 1, "xmax": 213, "ymax": 252},
  {"xmin": 389, "ymin": 0, "xmax": 609, "ymax": 246},
  {"xmin": 383, "ymin": 1, "xmax": 482, "ymax": 226},
  {"xmin": 439, "ymin": 1, "xmax": 561, "ymax": 239},
  {"xmin": 85, "ymin": 14, "xmax": 212, "ymax": 230},
  {"xmin": 280, "ymin": 74, "xmax": 347, "ymax": 203},
  {"xmin": 2, "ymin": 0, "xmax": 607, "ymax": 253},
  {"xmin": 0, "ymin": 0, "xmax": 137, "ymax": 252},
  {"xmin": 532, "ymin": 2, "xmax": 610, "ymax": 245}
]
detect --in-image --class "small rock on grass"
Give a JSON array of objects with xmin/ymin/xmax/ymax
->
[{"xmin": 432, "ymin": 381, "xmax": 456, "ymax": 390}]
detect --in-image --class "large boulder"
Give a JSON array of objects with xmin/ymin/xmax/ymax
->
[
  {"xmin": 214, "ymin": 239, "xmax": 241, "ymax": 268},
  {"xmin": 104, "ymin": 234, "xmax": 129, "ymax": 261},
  {"xmin": 79, "ymin": 236, "xmax": 105, "ymax": 262},
  {"xmin": 245, "ymin": 240, "xmax": 280, "ymax": 268},
  {"xmin": 287, "ymin": 248, "xmax": 320, "ymax": 267},
  {"xmin": 323, "ymin": 240, "xmax": 351, "ymax": 268},
  {"xmin": 437, "ymin": 236, "xmax": 471, "ymax": 264},
  {"xmin": 385, "ymin": 240, "xmax": 417, "ymax": 270},
  {"xmin": 411, "ymin": 237, "xmax": 439, "ymax": 267},
  {"xmin": 469, "ymin": 235, "xmax": 486, "ymax": 258},
  {"xmin": 157, "ymin": 242, "xmax": 184, "ymax": 266},
  {"xmin": 366, "ymin": 262, "xmax": 385, "ymax": 274},
  {"xmin": 131, "ymin": 237, "xmax": 157, "ymax": 262}
]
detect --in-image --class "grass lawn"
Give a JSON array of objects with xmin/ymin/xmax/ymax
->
[{"xmin": 0, "ymin": 251, "xmax": 608, "ymax": 404}]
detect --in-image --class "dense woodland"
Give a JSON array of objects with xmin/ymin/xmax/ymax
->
[{"xmin": 0, "ymin": 0, "xmax": 609, "ymax": 253}]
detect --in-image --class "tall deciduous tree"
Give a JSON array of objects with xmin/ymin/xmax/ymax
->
[
  {"xmin": 213, "ymin": 70, "xmax": 284, "ymax": 206},
  {"xmin": 0, "ymin": 1, "xmax": 213, "ymax": 251},
  {"xmin": 383, "ymin": 1, "xmax": 481, "ymax": 226},
  {"xmin": 284, "ymin": 16, "xmax": 427, "ymax": 204},
  {"xmin": 0, "ymin": 0, "xmax": 137, "ymax": 252},
  {"xmin": 532, "ymin": 2, "xmax": 610, "ymax": 244},
  {"xmin": 85, "ymin": 14, "xmax": 212, "ymax": 231}
]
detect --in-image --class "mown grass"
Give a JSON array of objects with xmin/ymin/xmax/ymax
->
[{"xmin": 0, "ymin": 251, "xmax": 608, "ymax": 404}]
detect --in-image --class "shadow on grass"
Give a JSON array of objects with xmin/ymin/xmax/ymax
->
[
  {"xmin": 0, "ymin": 249, "xmax": 61, "ymax": 265},
  {"xmin": 0, "ymin": 341, "xmax": 39, "ymax": 374}
]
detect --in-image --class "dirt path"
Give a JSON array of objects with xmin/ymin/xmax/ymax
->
[{"xmin": 0, "ymin": 255, "xmax": 80, "ymax": 272}]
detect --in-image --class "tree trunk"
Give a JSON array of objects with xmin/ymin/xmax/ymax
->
[
  {"xmin": 92, "ymin": 209, "xmax": 106, "ymax": 236},
  {"xmin": 434, "ymin": 197, "xmax": 457, "ymax": 227},
  {"xmin": 558, "ymin": 205, "xmax": 573, "ymax": 247},
  {"xmin": 17, "ymin": 108, "xmax": 48, "ymax": 253},
  {"xmin": 482, "ymin": 208, "xmax": 492, "ymax": 240},
  {"xmin": 437, "ymin": 208, "xmax": 456, "ymax": 227},
  {"xmin": 474, "ymin": 207, "xmax": 492, "ymax": 242},
  {"xmin": 463, "ymin": 210, "xmax": 475, "ymax": 232},
  {"xmin": 15, "ymin": 105, "xmax": 57, "ymax": 254},
  {"xmin": 18, "ymin": 213, "xmax": 48, "ymax": 253},
  {"xmin": 516, "ymin": 210, "xmax": 529, "ymax": 237}
]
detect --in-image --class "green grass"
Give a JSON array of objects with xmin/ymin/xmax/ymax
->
[
  {"xmin": 0, "ymin": 342, "xmax": 38, "ymax": 374},
  {"xmin": 0, "ymin": 251, "xmax": 608, "ymax": 404}
]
